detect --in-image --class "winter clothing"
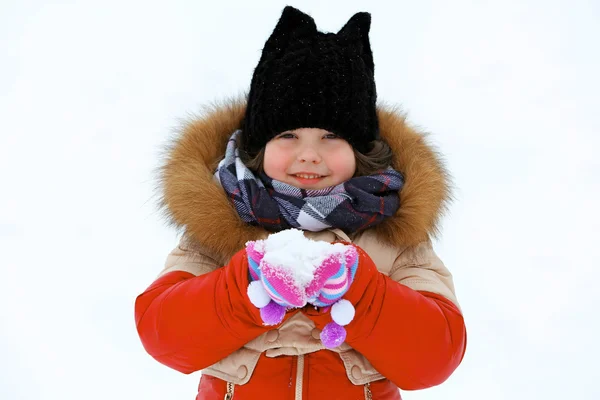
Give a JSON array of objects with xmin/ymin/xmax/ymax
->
[
  {"xmin": 242, "ymin": 6, "xmax": 379, "ymax": 156},
  {"xmin": 215, "ymin": 130, "xmax": 404, "ymax": 233},
  {"xmin": 135, "ymin": 101, "xmax": 466, "ymax": 399}
]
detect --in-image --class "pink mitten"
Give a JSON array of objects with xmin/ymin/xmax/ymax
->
[
  {"xmin": 246, "ymin": 240, "xmax": 306, "ymax": 325},
  {"xmin": 306, "ymin": 247, "xmax": 359, "ymax": 348}
]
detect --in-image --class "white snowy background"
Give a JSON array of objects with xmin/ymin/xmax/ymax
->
[{"xmin": 1, "ymin": 0, "xmax": 599, "ymax": 399}]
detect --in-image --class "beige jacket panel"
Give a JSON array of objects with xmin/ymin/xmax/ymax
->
[
  {"xmin": 389, "ymin": 240, "xmax": 460, "ymax": 310},
  {"xmin": 158, "ymin": 238, "xmax": 221, "ymax": 278}
]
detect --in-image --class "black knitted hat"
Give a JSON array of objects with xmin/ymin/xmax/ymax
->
[{"xmin": 242, "ymin": 6, "xmax": 378, "ymax": 155}]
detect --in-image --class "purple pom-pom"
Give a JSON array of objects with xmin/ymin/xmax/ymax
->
[
  {"xmin": 260, "ymin": 301, "xmax": 286, "ymax": 326},
  {"xmin": 320, "ymin": 322, "xmax": 347, "ymax": 349}
]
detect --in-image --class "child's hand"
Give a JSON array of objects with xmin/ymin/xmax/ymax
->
[
  {"xmin": 304, "ymin": 245, "xmax": 358, "ymax": 348},
  {"xmin": 305, "ymin": 244, "xmax": 358, "ymax": 307},
  {"xmin": 246, "ymin": 240, "xmax": 304, "ymax": 326}
]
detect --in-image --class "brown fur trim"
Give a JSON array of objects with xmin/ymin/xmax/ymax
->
[
  {"xmin": 375, "ymin": 105, "xmax": 452, "ymax": 247},
  {"xmin": 158, "ymin": 98, "xmax": 451, "ymax": 263}
]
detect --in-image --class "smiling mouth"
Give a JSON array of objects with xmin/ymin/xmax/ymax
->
[{"xmin": 293, "ymin": 173, "xmax": 324, "ymax": 179}]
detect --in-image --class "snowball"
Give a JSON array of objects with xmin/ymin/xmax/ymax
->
[
  {"xmin": 260, "ymin": 229, "xmax": 349, "ymax": 289},
  {"xmin": 331, "ymin": 299, "xmax": 355, "ymax": 326},
  {"xmin": 247, "ymin": 281, "xmax": 271, "ymax": 308},
  {"xmin": 250, "ymin": 240, "xmax": 265, "ymax": 254}
]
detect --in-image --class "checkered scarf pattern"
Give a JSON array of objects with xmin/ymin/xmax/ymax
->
[{"xmin": 214, "ymin": 130, "xmax": 404, "ymax": 233}]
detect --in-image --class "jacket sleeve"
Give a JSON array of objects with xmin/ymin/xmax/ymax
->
[
  {"xmin": 307, "ymin": 241, "xmax": 467, "ymax": 390},
  {"xmin": 134, "ymin": 242, "xmax": 273, "ymax": 374}
]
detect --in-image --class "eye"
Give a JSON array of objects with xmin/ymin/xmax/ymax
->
[
  {"xmin": 323, "ymin": 133, "xmax": 340, "ymax": 139},
  {"xmin": 277, "ymin": 132, "xmax": 296, "ymax": 139}
]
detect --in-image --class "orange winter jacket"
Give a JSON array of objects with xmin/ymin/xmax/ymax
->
[{"xmin": 135, "ymin": 100, "xmax": 467, "ymax": 399}]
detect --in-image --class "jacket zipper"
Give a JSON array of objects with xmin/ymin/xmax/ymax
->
[
  {"xmin": 224, "ymin": 361, "xmax": 370, "ymax": 399},
  {"xmin": 364, "ymin": 382, "xmax": 372, "ymax": 400},
  {"xmin": 224, "ymin": 381, "xmax": 234, "ymax": 400},
  {"xmin": 295, "ymin": 354, "xmax": 305, "ymax": 400}
]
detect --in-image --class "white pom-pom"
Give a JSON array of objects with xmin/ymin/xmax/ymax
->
[
  {"xmin": 247, "ymin": 281, "xmax": 271, "ymax": 308},
  {"xmin": 331, "ymin": 299, "xmax": 355, "ymax": 326}
]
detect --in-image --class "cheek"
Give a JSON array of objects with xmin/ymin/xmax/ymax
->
[
  {"xmin": 263, "ymin": 144, "xmax": 291, "ymax": 179},
  {"xmin": 328, "ymin": 149, "xmax": 356, "ymax": 179}
]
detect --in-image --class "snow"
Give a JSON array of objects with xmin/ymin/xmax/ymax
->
[
  {"xmin": 259, "ymin": 229, "xmax": 348, "ymax": 289},
  {"xmin": 2, "ymin": 2, "xmax": 599, "ymax": 399}
]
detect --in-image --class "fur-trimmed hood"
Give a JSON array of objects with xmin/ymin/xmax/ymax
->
[{"xmin": 158, "ymin": 99, "xmax": 451, "ymax": 262}]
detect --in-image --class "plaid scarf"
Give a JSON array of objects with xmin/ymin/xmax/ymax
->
[{"xmin": 214, "ymin": 130, "xmax": 404, "ymax": 233}]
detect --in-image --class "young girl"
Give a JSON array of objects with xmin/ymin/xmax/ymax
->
[{"xmin": 135, "ymin": 6, "xmax": 466, "ymax": 399}]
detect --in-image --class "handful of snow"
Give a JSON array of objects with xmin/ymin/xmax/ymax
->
[{"xmin": 246, "ymin": 229, "xmax": 358, "ymax": 349}]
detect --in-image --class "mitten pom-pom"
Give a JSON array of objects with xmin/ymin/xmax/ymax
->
[
  {"xmin": 331, "ymin": 299, "xmax": 355, "ymax": 326},
  {"xmin": 320, "ymin": 322, "xmax": 347, "ymax": 349},
  {"xmin": 247, "ymin": 281, "xmax": 271, "ymax": 308},
  {"xmin": 260, "ymin": 301, "xmax": 286, "ymax": 326}
]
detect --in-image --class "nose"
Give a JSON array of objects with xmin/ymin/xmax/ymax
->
[{"xmin": 297, "ymin": 146, "xmax": 322, "ymax": 164}]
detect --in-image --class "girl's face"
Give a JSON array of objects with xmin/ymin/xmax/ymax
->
[{"xmin": 263, "ymin": 128, "xmax": 356, "ymax": 189}]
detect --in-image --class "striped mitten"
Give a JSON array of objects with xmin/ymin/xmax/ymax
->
[
  {"xmin": 305, "ymin": 246, "xmax": 359, "ymax": 348},
  {"xmin": 246, "ymin": 240, "xmax": 300, "ymax": 325}
]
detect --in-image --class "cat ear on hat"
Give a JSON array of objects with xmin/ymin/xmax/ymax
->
[
  {"xmin": 338, "ymin": 12, "xmax": 374, "ymax": 72},
  {"xmin": 262, "ymin": 6, "xmax": 318, "ymax": 57}
]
